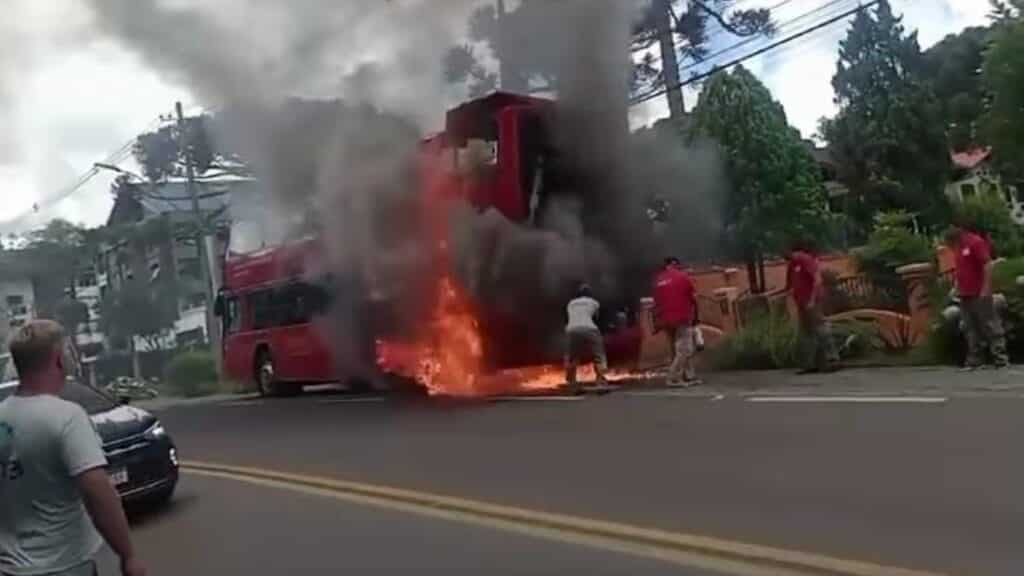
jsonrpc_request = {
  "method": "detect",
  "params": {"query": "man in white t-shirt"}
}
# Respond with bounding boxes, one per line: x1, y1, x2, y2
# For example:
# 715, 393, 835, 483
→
0, 320, 146, 576
565, 284, 609, 393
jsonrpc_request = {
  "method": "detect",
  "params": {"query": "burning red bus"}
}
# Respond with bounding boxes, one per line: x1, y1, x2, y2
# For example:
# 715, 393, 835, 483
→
217, 92, 643, 396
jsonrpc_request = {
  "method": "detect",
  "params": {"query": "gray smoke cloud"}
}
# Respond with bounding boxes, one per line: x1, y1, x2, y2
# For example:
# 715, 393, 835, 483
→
83, 0, 478, 124
445, 0, 725, 364
0, 14, 28, 164
84, 0, 726, 374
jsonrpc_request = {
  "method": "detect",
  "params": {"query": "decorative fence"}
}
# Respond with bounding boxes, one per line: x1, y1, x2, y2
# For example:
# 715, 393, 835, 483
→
821, 273, 910, 315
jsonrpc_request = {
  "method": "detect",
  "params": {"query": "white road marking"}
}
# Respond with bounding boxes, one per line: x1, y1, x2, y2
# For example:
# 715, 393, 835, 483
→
219, 400, 265, 407
316, 397, 387, 405
624, 390, 717, 399
746, 396, 948, 404
712, 394, 725, 402
490, 395, 585, 402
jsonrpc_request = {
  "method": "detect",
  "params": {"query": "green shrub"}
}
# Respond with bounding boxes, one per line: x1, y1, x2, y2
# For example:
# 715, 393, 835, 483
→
711, 310, 799, 370
953, 194, 1024, 258
712, 308, 881, 370
854, 212, 934, 293
922, 258, 1024, 365
165, 351, 218, 398
992, 256, 1024, 293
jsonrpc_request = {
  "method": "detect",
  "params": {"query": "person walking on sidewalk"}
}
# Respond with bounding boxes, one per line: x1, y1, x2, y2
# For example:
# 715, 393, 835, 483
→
564, 284, 609, 394
0, 320, 147, 576
785, 243, 839, 374
653, 257, 700, 386
946, 225, 1009, 369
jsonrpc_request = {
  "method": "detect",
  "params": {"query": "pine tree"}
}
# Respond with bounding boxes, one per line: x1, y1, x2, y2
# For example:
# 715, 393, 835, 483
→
821, 0, 950, 236
693, 66, 836, 292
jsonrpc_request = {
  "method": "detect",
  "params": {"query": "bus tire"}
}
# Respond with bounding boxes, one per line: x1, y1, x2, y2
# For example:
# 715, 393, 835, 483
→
254, 349, 277, 397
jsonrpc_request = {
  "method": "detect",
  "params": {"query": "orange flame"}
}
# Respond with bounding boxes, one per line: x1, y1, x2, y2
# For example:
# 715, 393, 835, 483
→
374, 145, 654, 397
372, 275, 474, 395
375, 274, 655, 397
376, 274, 565, 397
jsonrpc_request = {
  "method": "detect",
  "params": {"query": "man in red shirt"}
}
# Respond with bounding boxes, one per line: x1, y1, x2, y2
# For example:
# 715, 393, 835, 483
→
653, 257, 700, 386
785, 243, 838, 373
947, 225, 1008, 369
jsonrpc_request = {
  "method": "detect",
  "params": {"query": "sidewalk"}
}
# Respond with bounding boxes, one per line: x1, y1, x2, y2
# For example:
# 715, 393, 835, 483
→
666, 365, 1024, 398
135, 392, 257, 412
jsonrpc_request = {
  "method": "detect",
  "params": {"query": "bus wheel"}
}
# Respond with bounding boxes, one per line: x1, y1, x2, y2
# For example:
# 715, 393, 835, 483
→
255, 350, 277, 396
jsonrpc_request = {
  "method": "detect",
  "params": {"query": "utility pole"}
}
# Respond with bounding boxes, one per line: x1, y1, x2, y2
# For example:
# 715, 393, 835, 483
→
655, 0, 686, 119
495, 0, 513, 91
175, 102, 222, 377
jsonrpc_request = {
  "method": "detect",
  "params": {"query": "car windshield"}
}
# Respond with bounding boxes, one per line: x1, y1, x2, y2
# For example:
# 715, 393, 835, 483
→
0, 381, 116, 416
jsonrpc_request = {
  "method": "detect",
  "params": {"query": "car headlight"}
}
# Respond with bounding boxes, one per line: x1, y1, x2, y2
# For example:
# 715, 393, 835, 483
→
144, 422, 166, 440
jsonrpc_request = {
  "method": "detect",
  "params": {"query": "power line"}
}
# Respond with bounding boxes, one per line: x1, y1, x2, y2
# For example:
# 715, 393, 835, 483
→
631, 0, 881, 107
0, 117, 163, 232
635, 0, 798, 56
634, 0, 858, 102
679, 0, 857, 75
696, 0, 805, 47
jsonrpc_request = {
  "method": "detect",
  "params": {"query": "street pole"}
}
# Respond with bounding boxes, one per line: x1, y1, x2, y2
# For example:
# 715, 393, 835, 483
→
496, 0, 511, 91
655, 0, 685, 119
176, 102, 222, 377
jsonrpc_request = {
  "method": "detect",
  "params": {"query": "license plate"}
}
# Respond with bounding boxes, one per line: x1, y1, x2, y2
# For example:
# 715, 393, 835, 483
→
110, 468, 128, 486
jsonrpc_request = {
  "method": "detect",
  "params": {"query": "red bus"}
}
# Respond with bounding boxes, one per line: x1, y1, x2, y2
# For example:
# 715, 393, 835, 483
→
216, 237, 380, 395
216, 92, 642, 394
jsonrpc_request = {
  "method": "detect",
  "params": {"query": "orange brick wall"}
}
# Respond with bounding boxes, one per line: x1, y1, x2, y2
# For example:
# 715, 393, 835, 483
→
686, 254, 859, 297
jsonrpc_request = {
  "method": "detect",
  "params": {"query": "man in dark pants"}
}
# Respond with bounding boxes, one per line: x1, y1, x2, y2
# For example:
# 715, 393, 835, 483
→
947, 225, 1008, 369
785, 244, 839, 374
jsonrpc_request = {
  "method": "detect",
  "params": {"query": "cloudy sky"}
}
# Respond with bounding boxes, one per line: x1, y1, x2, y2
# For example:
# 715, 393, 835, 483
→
0, 0, 990, 233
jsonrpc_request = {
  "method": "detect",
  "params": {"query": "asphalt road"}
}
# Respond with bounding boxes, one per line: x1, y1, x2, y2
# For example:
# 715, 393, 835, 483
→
97, 474, 719, 575
145, 384, 1024, 575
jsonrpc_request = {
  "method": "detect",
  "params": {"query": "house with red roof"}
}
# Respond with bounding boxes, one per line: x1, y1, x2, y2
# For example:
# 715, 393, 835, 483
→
945, 147, 1024, 225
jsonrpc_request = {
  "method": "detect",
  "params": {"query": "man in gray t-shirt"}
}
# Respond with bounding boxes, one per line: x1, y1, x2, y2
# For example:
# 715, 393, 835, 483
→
0, 320, 146, 576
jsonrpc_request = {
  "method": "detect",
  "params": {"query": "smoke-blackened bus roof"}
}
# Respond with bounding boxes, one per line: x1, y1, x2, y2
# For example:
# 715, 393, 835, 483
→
444, 91, 552, 146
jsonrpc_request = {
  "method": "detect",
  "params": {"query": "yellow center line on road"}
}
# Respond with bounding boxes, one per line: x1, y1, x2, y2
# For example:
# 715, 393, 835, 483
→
181, 460, 948, 576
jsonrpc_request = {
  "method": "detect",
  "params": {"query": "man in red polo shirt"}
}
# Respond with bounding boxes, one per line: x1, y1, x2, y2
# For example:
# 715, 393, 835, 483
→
786, 243, 838, 374
947, 225, 1008, 369
653, 257, 700, 386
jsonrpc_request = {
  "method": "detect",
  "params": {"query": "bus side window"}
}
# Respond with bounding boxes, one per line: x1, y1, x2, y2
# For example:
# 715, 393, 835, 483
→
276, 284, 313, 327
250, 290, 275, 330
308, 282, 332, 315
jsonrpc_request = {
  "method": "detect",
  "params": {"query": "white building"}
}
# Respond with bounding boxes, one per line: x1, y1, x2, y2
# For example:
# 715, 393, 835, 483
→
0, 279, 35, 335
98, 170, 251, 352
72, 269, 104, 353
945, 148, 1024, 225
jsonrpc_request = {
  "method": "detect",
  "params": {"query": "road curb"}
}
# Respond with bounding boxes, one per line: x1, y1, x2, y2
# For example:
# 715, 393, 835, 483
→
181, 460, 947, 576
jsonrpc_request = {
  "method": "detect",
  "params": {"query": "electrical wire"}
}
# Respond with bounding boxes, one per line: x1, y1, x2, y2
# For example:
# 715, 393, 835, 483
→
631, 0, 882, 106
679, 0, 858, 75
0, 116, 164, 232
633, 0, 860, 102
639, 0, 857, 80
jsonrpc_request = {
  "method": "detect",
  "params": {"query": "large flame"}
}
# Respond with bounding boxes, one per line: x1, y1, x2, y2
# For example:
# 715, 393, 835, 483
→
373, 139, 654, 397
375, 273, 566, 396
375, 274, 655, 397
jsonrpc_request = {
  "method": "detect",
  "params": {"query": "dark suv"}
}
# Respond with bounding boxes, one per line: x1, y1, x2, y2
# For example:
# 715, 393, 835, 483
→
0, 379, 178, 505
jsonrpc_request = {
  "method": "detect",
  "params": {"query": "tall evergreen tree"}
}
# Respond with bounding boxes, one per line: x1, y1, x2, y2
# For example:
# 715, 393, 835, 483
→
693, 66, 835, 292
983, 5, 1024, 178
820, 0, 950, 235
923, 26, 992, 152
